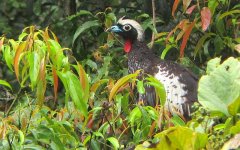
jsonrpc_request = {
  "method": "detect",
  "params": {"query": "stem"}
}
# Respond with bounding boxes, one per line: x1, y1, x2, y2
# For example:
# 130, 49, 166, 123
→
5, 88, 22, 117
150, 0, 156, 48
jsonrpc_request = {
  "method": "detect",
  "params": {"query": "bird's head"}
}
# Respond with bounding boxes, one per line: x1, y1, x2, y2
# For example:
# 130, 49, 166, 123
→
106, 16, 144, 52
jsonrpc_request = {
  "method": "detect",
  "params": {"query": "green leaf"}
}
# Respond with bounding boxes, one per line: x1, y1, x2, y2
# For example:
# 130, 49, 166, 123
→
206, 57, 221, 74
137, 80, 145, 94
170, 115, 186, 126
28, 51, 40, 88
198, 57, 240, 116
228, 96, 240, 116
136, 127, 207, 150
72, 20, 100, 45
66, 71, 88, 117
109, 71, 139, 101
107, 137, 120, 150
194, 33, 215, 58
0, 80, 12, 90
146, 75, 166, 106
218, 9, 240, 20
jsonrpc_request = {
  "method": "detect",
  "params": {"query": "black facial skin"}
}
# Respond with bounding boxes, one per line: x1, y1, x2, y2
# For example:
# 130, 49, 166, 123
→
116, 23, 138, 41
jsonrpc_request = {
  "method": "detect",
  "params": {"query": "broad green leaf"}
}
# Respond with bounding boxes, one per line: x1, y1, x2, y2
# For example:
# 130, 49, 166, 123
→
107, 137, 119, 150
72, 20, 100, 45
66, 71, 88, 117
137, 80, 145, 94
136, 127, 207, 150
18, 130, 24, 145
2, 45, 14, 71
198, 57, 240, 116
129, 107, 142, 134
28, 51, 40, 88
170, 115, 186, 126
206, 57, 221, 74
0, 80, 12, 90
109, 71, 139, 101
228, 96, 240, 116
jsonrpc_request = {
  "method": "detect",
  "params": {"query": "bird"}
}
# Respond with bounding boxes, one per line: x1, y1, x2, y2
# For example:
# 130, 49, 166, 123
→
106, 16, 198, 119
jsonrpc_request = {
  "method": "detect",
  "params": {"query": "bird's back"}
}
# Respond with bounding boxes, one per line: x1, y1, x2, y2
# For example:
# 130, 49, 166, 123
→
128, 41, 198, 118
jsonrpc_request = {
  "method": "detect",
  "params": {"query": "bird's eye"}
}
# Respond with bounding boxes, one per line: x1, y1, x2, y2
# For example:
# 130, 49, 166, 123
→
123, 24, 131, 31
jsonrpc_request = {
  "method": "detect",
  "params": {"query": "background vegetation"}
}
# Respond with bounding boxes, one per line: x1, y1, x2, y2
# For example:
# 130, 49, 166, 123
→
0, 0, 239, 149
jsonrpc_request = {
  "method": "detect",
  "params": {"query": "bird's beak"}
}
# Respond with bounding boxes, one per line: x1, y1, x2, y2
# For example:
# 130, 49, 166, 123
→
105, 25, 122, 33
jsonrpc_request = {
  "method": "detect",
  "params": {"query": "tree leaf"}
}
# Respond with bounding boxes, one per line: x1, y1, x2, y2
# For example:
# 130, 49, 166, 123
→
137, 80, 145, 94
198, 57, 240, 116
172, 0, 180, 17
109, 71, 139, 101
66, 71, 88, 117
107, 137, 119, 150
0, 80, 12, 90
180, 20, 196, 58
218, 9, 240, 20
52, 66, 58, 101
201, 7, 212, 31
194, 33, 215, 58
14, 42, 26, 81
186, 5, 197, 15
72, 20, 100, 45
183, 0, 192, 11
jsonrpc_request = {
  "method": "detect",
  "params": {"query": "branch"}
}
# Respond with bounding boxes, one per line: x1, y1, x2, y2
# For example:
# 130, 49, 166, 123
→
150, 0, 156, 48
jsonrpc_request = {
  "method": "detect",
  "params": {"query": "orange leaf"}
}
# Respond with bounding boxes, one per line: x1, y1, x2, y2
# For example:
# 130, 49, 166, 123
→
180, 20, 196, 58
172, 0, 180, 17
37, 58, 46, 106
201, 7, 211, 31
14, 42, 26, 81
52, 66, 58, 101
186, 5, 197, 14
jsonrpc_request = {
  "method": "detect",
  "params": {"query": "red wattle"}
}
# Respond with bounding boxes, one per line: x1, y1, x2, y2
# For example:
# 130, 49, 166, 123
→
124, 40, 132, 53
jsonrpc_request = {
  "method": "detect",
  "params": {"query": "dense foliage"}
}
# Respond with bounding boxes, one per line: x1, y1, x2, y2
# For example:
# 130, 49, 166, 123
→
0, 0, 239, 149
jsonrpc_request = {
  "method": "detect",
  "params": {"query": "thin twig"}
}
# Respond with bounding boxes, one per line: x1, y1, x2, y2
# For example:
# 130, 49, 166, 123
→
5, 88, 22, 117
150, 0, 156, 48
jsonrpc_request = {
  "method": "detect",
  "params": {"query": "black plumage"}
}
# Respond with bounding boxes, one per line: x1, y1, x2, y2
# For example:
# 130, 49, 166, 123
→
107, 17, 198, 119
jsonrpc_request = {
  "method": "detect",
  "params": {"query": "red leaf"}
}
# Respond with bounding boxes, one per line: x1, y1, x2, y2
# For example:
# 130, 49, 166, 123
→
172, 0, 180, 17
186, 5, 197, 14
52, 66, 58, 102
201, 7, 211, 31
180, 20, 196, 58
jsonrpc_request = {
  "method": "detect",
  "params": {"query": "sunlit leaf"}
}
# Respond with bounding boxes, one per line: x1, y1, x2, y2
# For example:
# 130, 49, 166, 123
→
109, 71, 139, 101
14, 42, 27, 81
137, 80, 145, 94
183, 0, 192, 11
28, 51, 40, 88
198, 57, 240, 116
107, 137, 119, 150
201, 7, 212, 31
37, 58, 46, 106
0, 80, 12, 90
